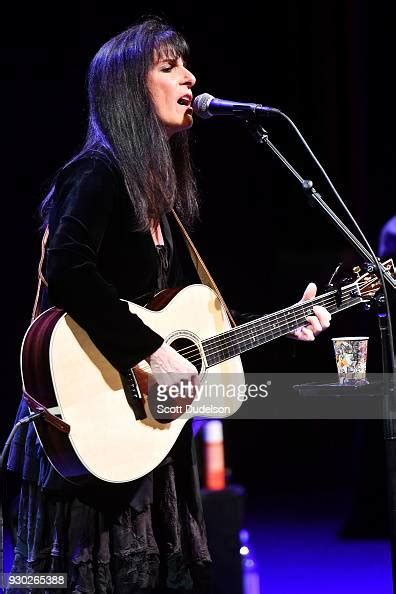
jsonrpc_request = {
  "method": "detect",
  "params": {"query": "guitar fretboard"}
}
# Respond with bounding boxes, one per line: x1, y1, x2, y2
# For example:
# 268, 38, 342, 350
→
202, 284, 361, 367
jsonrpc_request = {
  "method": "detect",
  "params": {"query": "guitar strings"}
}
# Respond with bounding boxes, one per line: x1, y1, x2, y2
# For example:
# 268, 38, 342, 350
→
169, 287, 354, 360
137, 284, 368, 371
202, 300, 349, 364
177, 277, 373, 361
136, 295, 341, 374
185, 299, 346, 367
136, 292, 340, 372
135, 284, 364, 373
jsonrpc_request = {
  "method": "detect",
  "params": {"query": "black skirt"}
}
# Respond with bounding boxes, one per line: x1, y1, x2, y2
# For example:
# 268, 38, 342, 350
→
7, 399, 211, 593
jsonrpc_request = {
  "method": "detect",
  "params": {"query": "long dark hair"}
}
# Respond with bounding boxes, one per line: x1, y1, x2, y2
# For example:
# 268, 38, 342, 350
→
40, 18, 199, 230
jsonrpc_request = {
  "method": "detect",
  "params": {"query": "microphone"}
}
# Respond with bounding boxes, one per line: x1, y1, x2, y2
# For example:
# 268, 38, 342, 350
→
192, 93, 280, 119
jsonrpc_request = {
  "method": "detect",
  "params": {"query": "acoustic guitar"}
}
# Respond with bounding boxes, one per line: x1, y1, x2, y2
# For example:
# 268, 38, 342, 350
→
21, 260, 393, 484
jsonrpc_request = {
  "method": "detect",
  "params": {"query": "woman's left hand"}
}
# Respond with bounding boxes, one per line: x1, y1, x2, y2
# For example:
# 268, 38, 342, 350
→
289, 282, 331, 341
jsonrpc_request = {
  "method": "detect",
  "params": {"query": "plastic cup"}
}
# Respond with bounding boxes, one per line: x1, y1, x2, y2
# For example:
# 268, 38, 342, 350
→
331, 337, 369, 384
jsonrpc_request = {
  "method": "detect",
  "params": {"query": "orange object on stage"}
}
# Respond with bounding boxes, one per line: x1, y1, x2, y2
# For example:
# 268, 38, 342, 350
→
203, 420, 226, 490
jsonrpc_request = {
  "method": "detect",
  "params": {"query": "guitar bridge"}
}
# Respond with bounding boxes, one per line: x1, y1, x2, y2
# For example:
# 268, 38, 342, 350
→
120, 370, 147, 420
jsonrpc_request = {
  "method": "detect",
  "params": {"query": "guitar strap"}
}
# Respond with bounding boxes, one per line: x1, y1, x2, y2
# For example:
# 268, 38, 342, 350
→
171, 210, 236, 328
31, 227, 49, 322
32, 216, 236, 328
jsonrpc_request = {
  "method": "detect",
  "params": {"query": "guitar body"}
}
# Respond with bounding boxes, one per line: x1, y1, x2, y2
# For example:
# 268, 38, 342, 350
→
21, 284, 244, 484
22, 260, 393, 485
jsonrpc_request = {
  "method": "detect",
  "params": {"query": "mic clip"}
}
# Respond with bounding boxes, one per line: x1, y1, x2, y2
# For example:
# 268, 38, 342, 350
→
242, 119, 268, 143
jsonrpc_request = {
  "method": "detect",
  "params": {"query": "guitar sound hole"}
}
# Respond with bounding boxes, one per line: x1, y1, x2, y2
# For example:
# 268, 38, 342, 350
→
170, 337, 203, 374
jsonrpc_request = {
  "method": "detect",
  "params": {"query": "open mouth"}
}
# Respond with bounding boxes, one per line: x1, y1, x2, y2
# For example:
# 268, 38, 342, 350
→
177, 95, 192, 106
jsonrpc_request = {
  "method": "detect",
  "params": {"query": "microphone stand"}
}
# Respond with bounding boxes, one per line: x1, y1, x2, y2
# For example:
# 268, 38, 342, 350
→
245, 120, 396, 591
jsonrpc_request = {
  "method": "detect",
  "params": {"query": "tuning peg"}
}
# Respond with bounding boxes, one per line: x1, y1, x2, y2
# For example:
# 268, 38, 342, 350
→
353, 266, 361, 275
362, 262, 376, 273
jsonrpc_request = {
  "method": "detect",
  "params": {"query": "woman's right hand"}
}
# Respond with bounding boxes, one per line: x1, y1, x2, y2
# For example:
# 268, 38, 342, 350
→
146, 341, 199, 389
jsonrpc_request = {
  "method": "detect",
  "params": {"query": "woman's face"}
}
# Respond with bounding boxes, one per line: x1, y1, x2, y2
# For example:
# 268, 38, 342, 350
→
147, 52, 196, 137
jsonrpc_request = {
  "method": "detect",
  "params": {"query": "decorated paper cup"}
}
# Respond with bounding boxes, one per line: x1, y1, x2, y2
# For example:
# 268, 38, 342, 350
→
332, 337, 369, 383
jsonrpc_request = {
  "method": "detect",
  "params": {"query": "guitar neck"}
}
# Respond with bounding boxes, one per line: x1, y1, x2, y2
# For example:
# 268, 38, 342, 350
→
202, 282, 362, 367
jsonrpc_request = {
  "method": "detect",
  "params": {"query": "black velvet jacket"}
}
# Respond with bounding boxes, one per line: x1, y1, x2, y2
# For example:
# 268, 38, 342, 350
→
40, 153, 211, 513
46, 153, 200, 371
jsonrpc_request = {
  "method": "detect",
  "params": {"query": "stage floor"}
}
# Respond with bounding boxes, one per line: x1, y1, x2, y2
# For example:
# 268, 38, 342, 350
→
245, 489, 392, 594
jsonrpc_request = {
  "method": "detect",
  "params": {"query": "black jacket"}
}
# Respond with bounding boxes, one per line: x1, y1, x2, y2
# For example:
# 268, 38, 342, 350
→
39, 153, 205, 513
46, 153, 200, 371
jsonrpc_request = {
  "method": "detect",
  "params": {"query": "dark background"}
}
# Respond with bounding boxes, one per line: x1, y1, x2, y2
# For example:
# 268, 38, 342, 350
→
1, 0, 392, 535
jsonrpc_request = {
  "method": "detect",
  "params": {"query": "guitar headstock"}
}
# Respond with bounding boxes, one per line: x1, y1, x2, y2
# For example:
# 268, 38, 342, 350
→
354, 258, 395, 301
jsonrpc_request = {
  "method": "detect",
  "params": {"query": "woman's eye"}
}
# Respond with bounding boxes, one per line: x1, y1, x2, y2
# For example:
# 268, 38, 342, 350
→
161, 65, 173, 72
